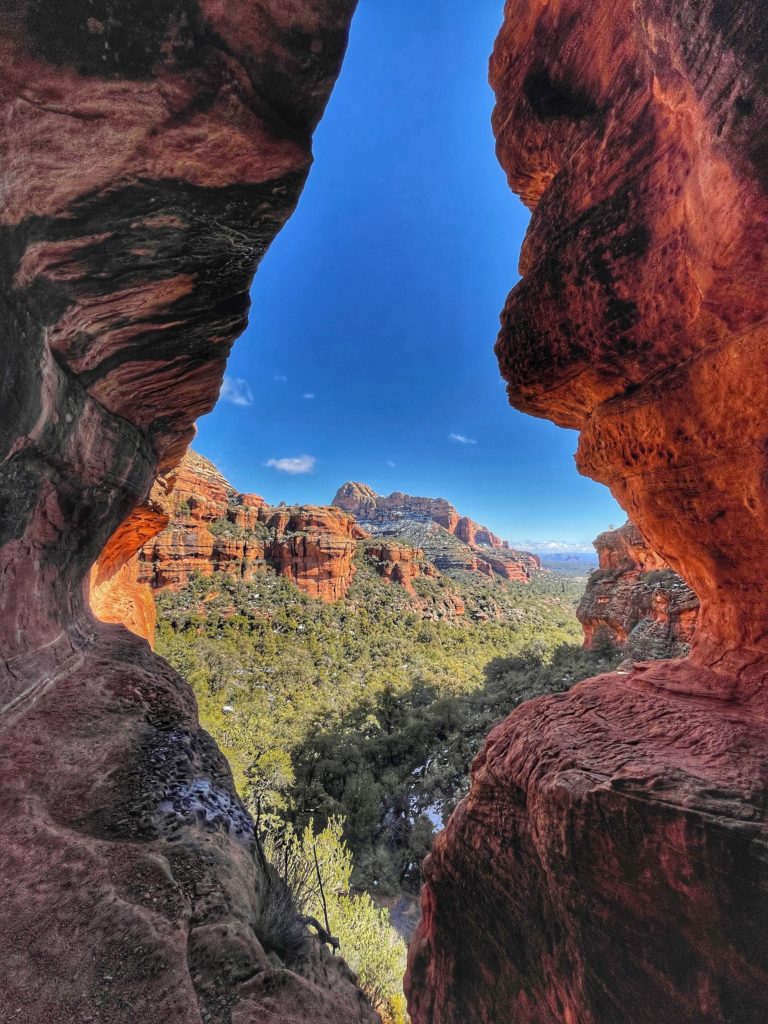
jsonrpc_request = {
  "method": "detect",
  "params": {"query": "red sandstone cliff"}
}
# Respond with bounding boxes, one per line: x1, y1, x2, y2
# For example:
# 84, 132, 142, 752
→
135, 452, 368, 603
333, 481, 541, 581
99, 452, 451, 641
141, 451, 452, 605
577, 521, 699, 660
407, 1, 768, 1022
0, 5, 376, 1023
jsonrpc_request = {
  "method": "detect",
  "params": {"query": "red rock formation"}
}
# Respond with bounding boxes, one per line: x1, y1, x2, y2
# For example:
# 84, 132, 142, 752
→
133, 452, 367, 602
363, 540, 439, 594
128, 452, 458, 608
578, 521, 699, 659
0, 4, 376, 1022
454, 516, 503, 549
407, 1, 768, 1022
333, 481, 540, 581
334, 481, 461, 534
262, 506, 367, 601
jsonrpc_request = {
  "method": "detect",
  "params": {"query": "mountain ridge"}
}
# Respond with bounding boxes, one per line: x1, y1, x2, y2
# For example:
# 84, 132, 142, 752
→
333, 480, 541, 582
94, 452, 557, 645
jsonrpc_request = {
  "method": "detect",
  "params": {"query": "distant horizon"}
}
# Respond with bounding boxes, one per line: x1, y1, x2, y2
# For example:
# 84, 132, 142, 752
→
194, 0, 625, 555
191, 447, 607, 556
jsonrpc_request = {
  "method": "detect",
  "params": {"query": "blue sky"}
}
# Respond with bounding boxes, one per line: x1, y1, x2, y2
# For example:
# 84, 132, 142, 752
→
194, 0, 624, 553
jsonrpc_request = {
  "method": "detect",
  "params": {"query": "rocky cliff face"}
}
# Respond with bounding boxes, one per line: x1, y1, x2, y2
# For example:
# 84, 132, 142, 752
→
407, 1, 768, 1022
135, 452, 368, 605
0, 4, 377, 1022
121, 450, 452, 619
361, 539, 439, 594
577, 521, 699, 660
333, 481, 541, 582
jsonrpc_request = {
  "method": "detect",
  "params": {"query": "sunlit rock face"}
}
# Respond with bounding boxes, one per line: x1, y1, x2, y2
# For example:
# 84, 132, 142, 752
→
135, 451, 368, 605
407, 1, 768, 1022
0, 3, 377, 1022
577, 521, 699, 661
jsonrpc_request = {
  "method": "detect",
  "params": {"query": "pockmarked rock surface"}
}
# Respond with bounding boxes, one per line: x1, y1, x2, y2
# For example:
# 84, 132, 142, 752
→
407, 1, 768, 1021
0, 3, 377, 1022
577, 520, 699, 660
334, 481, 541, 582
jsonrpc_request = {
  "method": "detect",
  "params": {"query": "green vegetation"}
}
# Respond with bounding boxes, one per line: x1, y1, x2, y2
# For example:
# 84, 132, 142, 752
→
156, 557, 618, 1016
262, 816, 408, 1023
207, 516, 272, 542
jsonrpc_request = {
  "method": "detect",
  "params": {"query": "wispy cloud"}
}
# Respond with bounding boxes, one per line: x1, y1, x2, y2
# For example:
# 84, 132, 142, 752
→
220, 377, 253, 407
449, 432, 477, 445
513, 538, 595, 554
273, 374, 287, 382
302, 392, 315, 400
265, 455, 317, 475
386, 460, 396, 468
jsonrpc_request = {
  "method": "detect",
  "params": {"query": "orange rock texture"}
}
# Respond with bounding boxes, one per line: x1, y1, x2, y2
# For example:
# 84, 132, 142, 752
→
577, 521, 699, 659
407, 1, 768, 1022
0, 4, 376, 1023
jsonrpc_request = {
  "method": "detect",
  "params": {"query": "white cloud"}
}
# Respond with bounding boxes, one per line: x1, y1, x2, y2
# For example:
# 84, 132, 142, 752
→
265, 455, 317, 475
220, 377, 253, 407
273, 374, 287, 382
512, 538, 596, 554
449, 432, 477, 445
302, 392, 315, 400
386, 460, 396, 468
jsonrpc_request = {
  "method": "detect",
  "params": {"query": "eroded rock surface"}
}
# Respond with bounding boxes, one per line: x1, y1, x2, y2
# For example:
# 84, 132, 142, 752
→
578, 520, 699, 660
407, 1, 768, 1021
135, 451, 367, 603
0, 3, 376, 1021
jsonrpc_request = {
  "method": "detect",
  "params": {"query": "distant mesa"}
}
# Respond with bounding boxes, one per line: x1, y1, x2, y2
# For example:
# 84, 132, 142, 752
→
333, 481, 541, 582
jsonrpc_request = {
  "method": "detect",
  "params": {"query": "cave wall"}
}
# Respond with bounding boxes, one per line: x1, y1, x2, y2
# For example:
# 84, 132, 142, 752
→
406, 1, 768, 1021
0, 3, 378, 1021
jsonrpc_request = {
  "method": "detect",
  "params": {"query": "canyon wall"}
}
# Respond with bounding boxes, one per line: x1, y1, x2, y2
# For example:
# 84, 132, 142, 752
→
96, 450, 448, 643
0, 4, 378, 1022
407, 1, 768, 1022
577, 520, 699, 660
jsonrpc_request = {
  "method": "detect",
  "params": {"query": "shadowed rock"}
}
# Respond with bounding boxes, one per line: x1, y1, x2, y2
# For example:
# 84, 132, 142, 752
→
0, 3, 377, 1021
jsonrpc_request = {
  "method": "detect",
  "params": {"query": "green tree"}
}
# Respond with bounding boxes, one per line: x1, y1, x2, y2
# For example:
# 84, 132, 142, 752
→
264, 817, 408, 1022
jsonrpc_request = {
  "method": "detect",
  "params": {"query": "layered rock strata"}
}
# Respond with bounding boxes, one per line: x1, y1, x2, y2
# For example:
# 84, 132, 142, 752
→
361, 539, 439, 594
334, 481, 541, 581
135, 452, 368, 603
0, 4, 375, 1022
578, 521, 699, 660
407, 1, 768, 1021
126, 451, 447, 621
